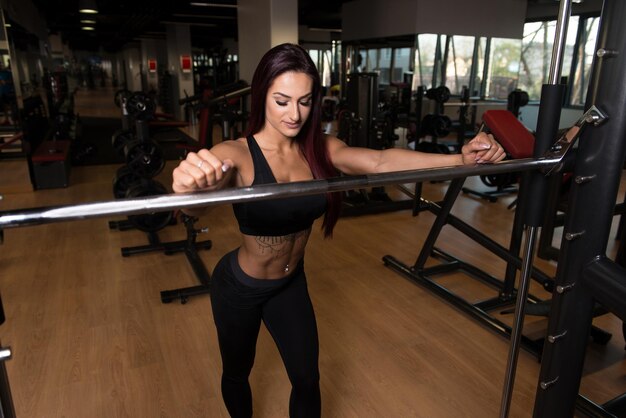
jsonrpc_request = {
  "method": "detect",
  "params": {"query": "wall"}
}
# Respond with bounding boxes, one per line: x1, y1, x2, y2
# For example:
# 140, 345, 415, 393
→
269, 0, 298, 46
0, 0, 47, 39
299, 26, 332, 44
122, 46, 142, 93
342, 0, 527, 41
237, 0, 297, 83
165, 24, 194, 120
222, 38, 239, 57
237, 0, 271, 84
140, 39, 162, 93
525, 0, 603, 21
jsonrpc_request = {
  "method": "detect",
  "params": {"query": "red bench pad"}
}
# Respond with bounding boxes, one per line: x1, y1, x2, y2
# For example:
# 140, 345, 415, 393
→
482, 110, 534, 159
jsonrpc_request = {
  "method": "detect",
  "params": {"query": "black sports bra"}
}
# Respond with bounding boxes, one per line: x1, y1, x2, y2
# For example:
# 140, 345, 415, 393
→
232, 136, 327, 236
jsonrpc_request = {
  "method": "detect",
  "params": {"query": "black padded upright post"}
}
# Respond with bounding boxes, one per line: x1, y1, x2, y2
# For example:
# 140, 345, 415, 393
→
522, 84, 565, 227
533, 0, 626, 416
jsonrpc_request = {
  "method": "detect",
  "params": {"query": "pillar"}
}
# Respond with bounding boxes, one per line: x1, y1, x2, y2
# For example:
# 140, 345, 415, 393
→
237, 0, 298, 83
166, 24, 194, 120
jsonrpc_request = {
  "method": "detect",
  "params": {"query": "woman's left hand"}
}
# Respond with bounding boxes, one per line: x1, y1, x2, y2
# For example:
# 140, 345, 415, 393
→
460, 132, 506, 165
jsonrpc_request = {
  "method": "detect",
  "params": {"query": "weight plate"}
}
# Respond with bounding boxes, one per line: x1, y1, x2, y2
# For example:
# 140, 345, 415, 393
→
126, 92, 157, 120
124, 140, 165, 178
114, 89, 131, 108
111, 129, 135, 156
125, 180, 174, 233
112, 165, 142, 199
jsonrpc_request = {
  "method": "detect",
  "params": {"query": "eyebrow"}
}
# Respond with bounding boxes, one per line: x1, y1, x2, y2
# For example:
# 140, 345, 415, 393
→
272, 92, 313, 100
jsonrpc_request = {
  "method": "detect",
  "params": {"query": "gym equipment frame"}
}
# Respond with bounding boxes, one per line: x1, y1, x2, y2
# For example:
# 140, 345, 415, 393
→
532, 0, 626, 416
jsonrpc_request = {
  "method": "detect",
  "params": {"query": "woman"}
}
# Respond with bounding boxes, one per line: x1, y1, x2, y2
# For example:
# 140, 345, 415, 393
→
172, 43, 505, 418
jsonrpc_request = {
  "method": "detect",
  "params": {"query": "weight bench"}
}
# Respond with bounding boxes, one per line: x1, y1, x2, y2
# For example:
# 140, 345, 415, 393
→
462, 110, 535, 202
30, 140, 71, 189
0, 132, 24, 154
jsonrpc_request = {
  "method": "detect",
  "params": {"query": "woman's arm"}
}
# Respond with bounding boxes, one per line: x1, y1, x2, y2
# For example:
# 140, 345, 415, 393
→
171, 141, 241, 216
172, 142, 242, 193
326, 132, 505, 175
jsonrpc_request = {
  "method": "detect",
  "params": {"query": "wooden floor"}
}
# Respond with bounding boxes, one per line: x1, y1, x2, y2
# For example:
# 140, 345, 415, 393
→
0, 86, 624, 417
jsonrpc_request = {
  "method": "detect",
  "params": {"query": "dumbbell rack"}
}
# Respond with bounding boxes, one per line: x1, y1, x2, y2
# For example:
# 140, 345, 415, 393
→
110, 91, 213, 304
118, 214, 213, 304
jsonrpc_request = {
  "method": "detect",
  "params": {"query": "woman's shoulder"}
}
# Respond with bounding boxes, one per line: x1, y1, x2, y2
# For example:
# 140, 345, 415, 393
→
324, 134, 348, 151
209, 137, 252, 170
212, 137, 249, 154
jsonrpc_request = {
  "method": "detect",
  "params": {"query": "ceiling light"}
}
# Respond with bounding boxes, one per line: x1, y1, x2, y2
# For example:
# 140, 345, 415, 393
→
308, 27, 342, 32
173, 14, 236, 19
161, 21, 218, 27
190, 2, 237, 8
81, 19, 97, 24
79, 0, 99, 14
82, 26, 96, 31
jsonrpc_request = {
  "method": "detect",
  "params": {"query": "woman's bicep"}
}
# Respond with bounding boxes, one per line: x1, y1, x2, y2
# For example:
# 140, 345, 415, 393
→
326, 136, 380, 175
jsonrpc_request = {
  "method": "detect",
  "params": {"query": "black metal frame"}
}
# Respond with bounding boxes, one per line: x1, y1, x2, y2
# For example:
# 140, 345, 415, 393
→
0, 296, 16, 418
383, 175, 611, 359
537, 173, 626, 262
112, 215, 212, 304
533, 1, 626, 416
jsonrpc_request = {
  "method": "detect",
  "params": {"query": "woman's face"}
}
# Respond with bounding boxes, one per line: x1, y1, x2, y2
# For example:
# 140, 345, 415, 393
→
264, 71, 313, 139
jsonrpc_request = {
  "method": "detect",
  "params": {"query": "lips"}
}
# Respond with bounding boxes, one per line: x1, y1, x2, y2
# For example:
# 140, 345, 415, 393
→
283, 122, 301, 129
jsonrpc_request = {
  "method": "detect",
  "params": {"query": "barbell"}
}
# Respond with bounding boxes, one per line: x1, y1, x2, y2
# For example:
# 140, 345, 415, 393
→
0, 154, 565, 232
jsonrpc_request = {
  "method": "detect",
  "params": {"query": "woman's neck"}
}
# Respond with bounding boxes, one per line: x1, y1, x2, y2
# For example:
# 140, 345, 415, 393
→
254, 128, 297, 153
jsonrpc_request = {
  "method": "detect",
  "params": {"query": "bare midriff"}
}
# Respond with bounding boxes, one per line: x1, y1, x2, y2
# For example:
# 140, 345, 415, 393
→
237, 228, 312, 279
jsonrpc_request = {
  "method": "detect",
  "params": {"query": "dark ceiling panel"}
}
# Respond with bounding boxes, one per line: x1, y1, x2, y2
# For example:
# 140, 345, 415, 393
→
23, 0, 344, 52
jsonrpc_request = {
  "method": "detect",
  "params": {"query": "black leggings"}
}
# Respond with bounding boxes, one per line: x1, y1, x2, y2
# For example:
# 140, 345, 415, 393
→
210, 249, 321, 418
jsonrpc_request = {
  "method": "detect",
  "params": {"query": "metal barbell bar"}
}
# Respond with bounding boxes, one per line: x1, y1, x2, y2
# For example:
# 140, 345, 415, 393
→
442, 101, 508, 107
0, 156, 560, 231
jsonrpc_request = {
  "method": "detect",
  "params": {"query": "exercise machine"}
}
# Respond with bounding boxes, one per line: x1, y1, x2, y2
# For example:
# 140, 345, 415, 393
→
339, 72, 415, 216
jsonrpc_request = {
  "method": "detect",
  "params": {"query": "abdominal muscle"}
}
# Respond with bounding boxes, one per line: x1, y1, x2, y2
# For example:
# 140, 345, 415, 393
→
237, 228, 312, 279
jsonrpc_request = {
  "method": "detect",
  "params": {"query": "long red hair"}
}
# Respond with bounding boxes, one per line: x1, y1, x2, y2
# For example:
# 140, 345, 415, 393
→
244, 43, 341, 237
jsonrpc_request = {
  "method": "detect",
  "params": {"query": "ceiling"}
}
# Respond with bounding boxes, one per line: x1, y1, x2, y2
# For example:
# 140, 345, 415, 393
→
11, 0, 595, 54
18, 0, 344, 53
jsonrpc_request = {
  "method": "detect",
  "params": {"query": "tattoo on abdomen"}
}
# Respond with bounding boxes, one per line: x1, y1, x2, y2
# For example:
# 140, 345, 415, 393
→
255, 230, 308, 256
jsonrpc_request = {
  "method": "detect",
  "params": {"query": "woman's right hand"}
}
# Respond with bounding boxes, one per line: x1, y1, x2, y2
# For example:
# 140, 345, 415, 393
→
172, 149, 234, 193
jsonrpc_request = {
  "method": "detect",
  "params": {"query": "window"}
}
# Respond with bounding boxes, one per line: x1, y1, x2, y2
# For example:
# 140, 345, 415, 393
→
570, 17, 599, 105
414, 34, 438, 89
444, 36, 476, 94
485, 38, 522, 99
368, 48, 391, 85
474, 37, 488, 97
518, 18, 579, 100
308, 49, 320, 71
322, 50, 332, 87
308, 48, 335, 87
365, 48, 378, 73
392, 47, 411, 84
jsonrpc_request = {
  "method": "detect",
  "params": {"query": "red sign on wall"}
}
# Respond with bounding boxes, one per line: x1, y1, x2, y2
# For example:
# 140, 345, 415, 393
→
180, 55, 192, 73
148, 59, 157, 73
